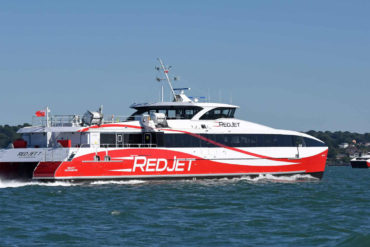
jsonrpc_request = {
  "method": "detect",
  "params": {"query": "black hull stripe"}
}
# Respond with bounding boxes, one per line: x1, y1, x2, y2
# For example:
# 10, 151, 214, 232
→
351, 161, 369, 168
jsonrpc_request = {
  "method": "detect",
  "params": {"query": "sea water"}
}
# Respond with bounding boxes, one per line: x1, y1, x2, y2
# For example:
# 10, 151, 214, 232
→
0, 166, 369, 247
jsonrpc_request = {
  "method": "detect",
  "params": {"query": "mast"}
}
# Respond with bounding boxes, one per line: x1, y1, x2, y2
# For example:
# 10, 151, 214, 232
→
157, 58, 176, 101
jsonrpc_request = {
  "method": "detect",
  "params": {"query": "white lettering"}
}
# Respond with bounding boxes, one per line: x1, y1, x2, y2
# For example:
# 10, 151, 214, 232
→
175, 159, 185, 172
130, 156, 195, 173
156, 159, 167, 172
167, 156, 176, 171
133, 157, 146, 172
188, 159, 195, 171
146, 158, 156, 172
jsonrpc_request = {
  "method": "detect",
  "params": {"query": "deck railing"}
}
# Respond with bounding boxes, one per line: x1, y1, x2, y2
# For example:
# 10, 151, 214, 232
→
32, 115, 82, 127
100, 143, 157, 148
31, 115, 131, 127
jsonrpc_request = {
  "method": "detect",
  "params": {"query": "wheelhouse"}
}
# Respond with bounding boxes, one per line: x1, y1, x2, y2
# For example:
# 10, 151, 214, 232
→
128, 106, 202, 120
127, 102, 238, 121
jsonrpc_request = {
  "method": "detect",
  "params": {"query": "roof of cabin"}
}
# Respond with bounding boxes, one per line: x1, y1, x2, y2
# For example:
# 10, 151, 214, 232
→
130, 101, 239, 109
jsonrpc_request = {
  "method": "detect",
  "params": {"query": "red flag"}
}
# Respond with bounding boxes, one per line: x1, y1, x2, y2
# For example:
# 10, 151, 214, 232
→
35, 110, 46, 117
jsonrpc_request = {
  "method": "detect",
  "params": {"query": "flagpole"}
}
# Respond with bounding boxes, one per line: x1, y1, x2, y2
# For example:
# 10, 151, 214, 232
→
46, 106, 49, 127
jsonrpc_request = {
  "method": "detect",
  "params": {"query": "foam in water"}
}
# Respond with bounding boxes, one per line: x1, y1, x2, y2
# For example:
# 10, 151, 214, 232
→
0, 179, 76, 189
239, 173, 318, 183
0, 174, 315, 188
90, 180, 146, 185
110, 210, 121, 216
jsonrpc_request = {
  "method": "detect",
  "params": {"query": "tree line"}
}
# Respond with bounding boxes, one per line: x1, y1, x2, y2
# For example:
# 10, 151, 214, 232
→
306, 130, 370, 163
0, 124, 30, 148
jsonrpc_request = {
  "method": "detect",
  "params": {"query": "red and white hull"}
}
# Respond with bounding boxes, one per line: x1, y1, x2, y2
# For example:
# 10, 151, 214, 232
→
30, 147, 327, 180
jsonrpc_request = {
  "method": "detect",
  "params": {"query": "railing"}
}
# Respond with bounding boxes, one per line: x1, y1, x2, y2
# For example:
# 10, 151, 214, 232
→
32, 115, 82, 127
102, 115, 130, 124
31, 115, 132, 127
100, 143, 157, 148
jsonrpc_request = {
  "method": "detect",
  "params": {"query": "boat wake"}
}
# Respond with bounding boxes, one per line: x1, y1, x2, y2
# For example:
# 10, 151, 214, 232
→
0, 174, 316, 189
90, 180, 146, 185
0, 179, 147, 189
239, 173, 319, 183
0, 179, 77, 189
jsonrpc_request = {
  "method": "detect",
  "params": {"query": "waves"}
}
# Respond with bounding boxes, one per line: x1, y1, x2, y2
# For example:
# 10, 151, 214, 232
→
337, 233, 370, 247
0, 179, 77, 189
0, 179, 148, 188
90, 180, 146, 185
1, 167, 368, 247
239, 173, 319, 182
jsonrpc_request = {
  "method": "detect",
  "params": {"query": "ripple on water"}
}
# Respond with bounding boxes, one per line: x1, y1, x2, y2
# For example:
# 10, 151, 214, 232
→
0, 167, 369, 247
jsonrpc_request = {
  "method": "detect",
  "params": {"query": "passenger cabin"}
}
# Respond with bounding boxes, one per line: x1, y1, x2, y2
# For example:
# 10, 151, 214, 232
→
128, 102, 239, 121
13, 99, 325, 151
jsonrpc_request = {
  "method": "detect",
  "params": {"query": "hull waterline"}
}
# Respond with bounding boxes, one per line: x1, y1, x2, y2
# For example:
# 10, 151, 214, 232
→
351, 161, 370, 168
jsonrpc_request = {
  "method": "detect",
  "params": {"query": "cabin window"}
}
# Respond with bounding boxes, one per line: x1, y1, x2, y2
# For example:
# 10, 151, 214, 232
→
162, 134, 325, 148
303, 137, 326, 147
199, 107, 236, 120
100, 134, 116, 147
127, 106, 202, 120
167, 110, 176, 119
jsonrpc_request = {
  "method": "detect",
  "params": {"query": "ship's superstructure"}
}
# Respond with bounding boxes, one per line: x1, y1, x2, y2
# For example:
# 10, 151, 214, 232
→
0, 59, 328, 180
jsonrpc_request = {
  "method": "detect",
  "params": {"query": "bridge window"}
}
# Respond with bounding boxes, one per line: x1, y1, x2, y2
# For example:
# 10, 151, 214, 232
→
303, 137, 326, 147
199, 107, 236, 120
127, 106, 202, 120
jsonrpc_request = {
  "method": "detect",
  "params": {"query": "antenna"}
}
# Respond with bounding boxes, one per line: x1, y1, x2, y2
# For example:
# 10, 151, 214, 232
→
155, 58, 178, 101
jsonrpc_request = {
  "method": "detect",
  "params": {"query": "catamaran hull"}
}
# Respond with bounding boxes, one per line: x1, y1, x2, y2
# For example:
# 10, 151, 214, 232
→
0, 147, 328, 181
0, 162, 39, 180
28, 148, 327, 181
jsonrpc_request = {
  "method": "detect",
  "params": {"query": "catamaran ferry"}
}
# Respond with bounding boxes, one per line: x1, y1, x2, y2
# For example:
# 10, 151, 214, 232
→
0, 59, 328, 181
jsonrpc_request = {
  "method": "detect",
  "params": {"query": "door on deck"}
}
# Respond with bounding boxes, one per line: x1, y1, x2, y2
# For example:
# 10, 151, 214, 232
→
293, 136, 306, 159
143, 133, 152, 147
116, 133, 123, 147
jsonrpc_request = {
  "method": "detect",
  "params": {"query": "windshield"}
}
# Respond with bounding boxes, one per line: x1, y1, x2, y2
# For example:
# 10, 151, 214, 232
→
127, 106, 202, 120
199, 107, 236, 120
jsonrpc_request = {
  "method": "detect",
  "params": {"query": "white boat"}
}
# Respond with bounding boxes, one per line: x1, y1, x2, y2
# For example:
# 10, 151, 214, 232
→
351, 153, 370, 168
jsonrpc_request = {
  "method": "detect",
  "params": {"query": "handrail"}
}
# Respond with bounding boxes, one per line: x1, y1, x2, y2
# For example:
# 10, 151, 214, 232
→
31, 115, 132, 127
100, 143, 157, 148
32, 115, 81, 127
102, 115, 131, 124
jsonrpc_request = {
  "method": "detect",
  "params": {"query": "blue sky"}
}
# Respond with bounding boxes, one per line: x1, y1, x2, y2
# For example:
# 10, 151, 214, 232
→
0, 1, 369, 132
